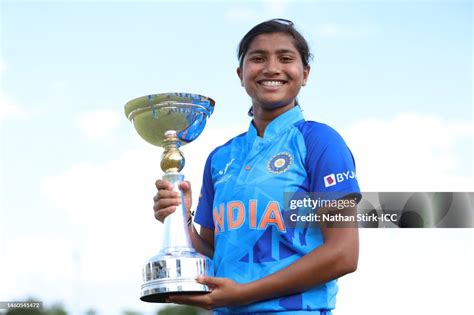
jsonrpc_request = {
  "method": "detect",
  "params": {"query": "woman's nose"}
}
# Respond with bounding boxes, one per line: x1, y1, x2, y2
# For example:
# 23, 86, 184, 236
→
263, 57, 281, 75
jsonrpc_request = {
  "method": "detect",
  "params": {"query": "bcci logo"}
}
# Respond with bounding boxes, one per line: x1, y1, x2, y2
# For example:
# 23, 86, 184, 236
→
268, 152, 292, 174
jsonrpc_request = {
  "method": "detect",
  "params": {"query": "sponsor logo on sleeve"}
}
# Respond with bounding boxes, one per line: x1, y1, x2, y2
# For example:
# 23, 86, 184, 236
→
324, 174, 336, 187
324, 171, 357, 187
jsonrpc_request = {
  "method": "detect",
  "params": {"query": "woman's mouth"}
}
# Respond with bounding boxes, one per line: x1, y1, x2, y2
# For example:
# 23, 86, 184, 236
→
257, 80, 287, 88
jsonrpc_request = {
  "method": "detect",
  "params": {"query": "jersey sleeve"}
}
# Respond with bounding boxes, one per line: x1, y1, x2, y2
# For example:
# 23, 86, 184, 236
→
301, 122, 361, 199
194, 151, 215, 230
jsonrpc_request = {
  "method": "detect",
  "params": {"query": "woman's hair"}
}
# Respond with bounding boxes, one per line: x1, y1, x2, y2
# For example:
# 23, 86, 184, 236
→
237, 19, 312, 116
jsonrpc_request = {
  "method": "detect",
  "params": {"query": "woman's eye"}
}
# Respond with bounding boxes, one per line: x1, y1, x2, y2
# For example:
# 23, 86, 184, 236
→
280, 56, 294, 63
250, 56, 265, 62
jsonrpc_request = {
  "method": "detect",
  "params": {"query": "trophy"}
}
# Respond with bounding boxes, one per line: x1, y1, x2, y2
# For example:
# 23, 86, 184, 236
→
124, 92, 215, 302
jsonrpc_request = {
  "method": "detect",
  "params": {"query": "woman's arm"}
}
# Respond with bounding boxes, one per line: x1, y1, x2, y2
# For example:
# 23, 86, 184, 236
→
189, 224, 214, 258
168, 200, 359, 309
241, 204, 358, 304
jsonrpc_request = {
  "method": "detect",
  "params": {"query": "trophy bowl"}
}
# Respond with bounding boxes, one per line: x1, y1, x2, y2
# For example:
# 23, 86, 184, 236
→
125, 92, 215, 303
125, 92, 215, 147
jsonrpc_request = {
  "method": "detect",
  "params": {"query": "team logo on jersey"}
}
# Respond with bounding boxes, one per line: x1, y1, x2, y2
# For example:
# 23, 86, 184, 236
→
267, 152, 292, 174
215, 158, 235, 185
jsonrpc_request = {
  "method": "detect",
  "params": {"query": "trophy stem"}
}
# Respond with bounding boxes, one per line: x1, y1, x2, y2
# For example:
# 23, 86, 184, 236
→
161, 173, 194, 253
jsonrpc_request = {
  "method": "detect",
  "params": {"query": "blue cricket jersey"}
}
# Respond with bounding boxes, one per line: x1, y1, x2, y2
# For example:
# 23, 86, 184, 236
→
194, 106, 360, 314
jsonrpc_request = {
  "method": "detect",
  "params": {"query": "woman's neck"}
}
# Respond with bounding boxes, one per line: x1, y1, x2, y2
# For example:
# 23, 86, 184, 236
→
252, 103, 294, 137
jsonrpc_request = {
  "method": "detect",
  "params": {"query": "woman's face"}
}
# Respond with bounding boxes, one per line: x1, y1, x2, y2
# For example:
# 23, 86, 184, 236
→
237, 32, 310, 112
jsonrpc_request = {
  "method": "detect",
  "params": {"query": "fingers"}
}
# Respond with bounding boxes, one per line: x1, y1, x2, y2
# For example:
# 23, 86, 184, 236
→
178, 180, 192, 192
154, 206, 176, 223
196, 276, 223, 287
153, 195, 180, 210
179, 181, 192, 212
155, 179, 173, 190
154, 179, 195, 223
153, 188, 179, 202
153, 195, 180, 223
153, 179, 181, 223
156, 179, 190, 195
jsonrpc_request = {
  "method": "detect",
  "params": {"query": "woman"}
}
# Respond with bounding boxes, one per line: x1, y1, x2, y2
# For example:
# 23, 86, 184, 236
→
153, 19, 360, 314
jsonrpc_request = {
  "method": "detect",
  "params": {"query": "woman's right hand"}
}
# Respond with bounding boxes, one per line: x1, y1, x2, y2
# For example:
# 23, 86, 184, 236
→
153, 179, 193, 223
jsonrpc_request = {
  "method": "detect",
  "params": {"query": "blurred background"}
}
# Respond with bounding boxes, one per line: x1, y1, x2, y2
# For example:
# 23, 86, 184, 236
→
0, 0, 472, 314
2, 304, 209, 315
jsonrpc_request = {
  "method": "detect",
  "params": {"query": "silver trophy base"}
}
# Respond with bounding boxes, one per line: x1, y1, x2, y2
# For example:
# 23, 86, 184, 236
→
141, 249, 214, 303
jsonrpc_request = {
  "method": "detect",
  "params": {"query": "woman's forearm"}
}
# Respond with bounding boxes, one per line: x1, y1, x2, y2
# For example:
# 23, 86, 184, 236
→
240, 226, 358, 304
188, 224, 214, 258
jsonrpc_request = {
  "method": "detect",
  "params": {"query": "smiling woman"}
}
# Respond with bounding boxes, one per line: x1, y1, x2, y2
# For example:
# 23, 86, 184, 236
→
153, 19, 361, 314
237, 32, 310, 120
237, 19, 311, 119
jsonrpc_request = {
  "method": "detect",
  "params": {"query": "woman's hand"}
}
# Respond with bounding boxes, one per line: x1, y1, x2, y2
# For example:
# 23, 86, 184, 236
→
167, 276, 248, 310
153, 179, 192, 223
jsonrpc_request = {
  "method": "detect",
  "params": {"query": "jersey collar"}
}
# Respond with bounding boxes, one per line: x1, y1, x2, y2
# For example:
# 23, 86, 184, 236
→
246, 106, 305, 143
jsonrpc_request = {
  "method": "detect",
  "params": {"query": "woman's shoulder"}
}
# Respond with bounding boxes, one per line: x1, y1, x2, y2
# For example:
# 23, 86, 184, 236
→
294, 120, 347, 146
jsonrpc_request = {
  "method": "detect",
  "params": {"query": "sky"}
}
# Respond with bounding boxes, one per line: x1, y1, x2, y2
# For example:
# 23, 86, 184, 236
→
0, 0, 473, 314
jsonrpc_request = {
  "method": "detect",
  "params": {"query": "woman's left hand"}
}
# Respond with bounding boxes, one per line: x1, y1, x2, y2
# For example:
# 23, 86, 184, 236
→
167, 276, 247, 310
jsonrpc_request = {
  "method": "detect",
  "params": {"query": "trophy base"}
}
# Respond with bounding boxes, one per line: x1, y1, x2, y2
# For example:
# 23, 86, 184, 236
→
141, 249, 213, 303
141, 290, 210, 303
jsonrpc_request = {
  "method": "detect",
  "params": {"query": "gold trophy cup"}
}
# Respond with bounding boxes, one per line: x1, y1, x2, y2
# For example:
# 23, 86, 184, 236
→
125, 92, 215, 302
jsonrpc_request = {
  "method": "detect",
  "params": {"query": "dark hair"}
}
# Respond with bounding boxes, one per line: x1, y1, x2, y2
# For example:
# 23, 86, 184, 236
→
237, 19, 312, 116
237, 18, 312, 69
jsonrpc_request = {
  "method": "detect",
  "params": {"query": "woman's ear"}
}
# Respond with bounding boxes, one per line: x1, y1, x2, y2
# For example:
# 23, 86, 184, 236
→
303, 65, 311, 81
303, 65, 311, 85
236, 67, 244, 87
